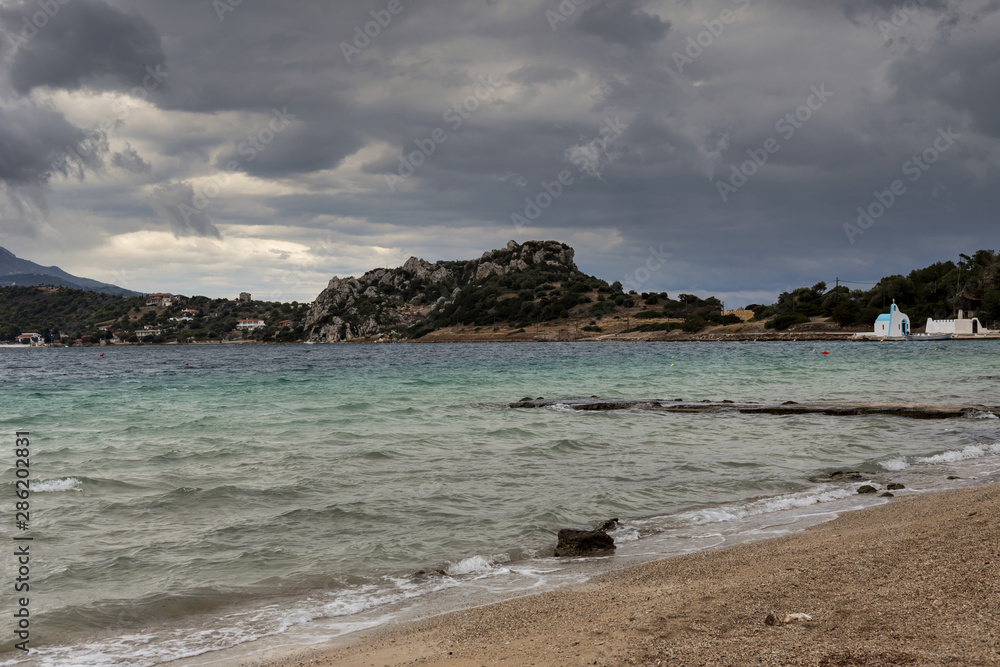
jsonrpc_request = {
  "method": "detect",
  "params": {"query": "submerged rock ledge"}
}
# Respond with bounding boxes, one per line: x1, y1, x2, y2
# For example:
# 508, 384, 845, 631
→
509, 397, 1000, 419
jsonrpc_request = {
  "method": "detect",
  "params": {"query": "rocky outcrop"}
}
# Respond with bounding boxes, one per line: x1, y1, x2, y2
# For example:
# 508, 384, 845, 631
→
303, 240, 579, 342
508, 398, 1000, 420
554, 528, 616, 557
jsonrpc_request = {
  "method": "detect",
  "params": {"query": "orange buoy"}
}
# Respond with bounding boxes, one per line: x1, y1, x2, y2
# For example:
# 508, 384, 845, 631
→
821, 350, 829, 354
100, 353, 104, 357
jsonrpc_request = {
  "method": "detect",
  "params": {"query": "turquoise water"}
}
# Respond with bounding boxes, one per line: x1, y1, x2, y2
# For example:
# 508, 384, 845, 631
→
2, 341, 1000, 665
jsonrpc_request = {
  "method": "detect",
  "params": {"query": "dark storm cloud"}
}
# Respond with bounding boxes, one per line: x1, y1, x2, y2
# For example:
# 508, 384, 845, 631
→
3, 0, 999, 302
214, 114, 365, 178
575, 0, 670, 46
147, 182, 221, 239
0, 103, 99, 185
888, 35, 1000, 137
0, 0, 166, 94
0, 0, 163, 230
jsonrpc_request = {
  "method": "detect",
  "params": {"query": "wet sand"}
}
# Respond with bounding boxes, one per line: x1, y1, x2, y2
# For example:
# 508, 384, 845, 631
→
248, 483, 1000, 667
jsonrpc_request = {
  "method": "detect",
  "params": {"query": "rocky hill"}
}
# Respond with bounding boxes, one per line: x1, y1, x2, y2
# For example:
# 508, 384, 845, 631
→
303, 240, 608, 342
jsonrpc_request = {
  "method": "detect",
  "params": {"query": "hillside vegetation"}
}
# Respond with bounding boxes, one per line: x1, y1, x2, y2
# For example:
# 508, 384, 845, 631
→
0, 287, 307, 344
749, 250, 1000, 330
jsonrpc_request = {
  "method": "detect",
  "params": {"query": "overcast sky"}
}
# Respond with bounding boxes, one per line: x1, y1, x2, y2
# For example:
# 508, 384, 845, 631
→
0, 0, 997, 304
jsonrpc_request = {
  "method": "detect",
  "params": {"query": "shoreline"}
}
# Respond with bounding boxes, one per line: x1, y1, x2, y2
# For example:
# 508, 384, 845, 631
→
240, 482, 1000, 667
5, 333, 1000, 349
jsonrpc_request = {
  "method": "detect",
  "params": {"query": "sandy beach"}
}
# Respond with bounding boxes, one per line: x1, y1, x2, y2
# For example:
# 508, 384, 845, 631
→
251, 483, 1000, 667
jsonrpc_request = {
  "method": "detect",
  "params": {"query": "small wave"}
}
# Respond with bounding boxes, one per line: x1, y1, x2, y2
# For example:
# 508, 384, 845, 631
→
34, 478, 82, 493
966, 410, 998, 420
917, 442, 1000, 464
879, 457, 910, 471
677, 487, 855, 525
607, 523, 640, 542
444, 553, 511, 576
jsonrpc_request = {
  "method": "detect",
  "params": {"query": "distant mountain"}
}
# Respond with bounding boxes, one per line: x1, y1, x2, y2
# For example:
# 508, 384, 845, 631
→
0, 247, 143, 297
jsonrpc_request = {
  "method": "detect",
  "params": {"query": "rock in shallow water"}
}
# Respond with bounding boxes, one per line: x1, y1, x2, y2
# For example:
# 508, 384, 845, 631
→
857, 485, 878, 494
554, 529, 615, 557
595, 518, 619, 532
809, 470, 864, 483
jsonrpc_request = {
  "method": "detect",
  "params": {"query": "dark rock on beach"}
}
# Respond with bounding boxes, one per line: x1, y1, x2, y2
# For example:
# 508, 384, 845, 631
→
887, 483, 905, 490
880, 492, 894, 498
554, 528, 616, 557
857, 485, 878, 494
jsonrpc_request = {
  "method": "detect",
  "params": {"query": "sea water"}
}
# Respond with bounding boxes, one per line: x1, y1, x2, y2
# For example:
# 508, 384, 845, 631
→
1, 341, 999, 665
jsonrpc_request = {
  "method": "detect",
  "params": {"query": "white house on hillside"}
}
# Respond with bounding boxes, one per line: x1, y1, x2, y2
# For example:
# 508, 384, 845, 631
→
237, 319, 266, 330
874, 301, 910, 338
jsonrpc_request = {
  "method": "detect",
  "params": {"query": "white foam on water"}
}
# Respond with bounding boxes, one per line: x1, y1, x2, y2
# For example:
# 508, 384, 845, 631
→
916, 442, 1000, 464
965, 410, 998, 419
879, 457, 910, 471
444, 553, 511, 576
675, 486, 855, 526
607, 523, 640, 542
548, 403, 578, 413
0, 577, 460, 667
33, 478, 82, 492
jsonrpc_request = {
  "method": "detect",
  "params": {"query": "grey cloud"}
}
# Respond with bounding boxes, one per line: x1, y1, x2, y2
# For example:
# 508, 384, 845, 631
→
0, 103, 104, 186
0, 0, 165, 94
2, 0, 998, 304
111, 145, 152, 175
509, 65, 577, 86
576, 0, 670, 47
148, 182, 221, 239
888, 34, 1000, 137
215, 122, 364, 178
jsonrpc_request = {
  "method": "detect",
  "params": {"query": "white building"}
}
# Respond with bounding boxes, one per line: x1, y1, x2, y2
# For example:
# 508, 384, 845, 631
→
926, 310, 988, 335
874, 301, 910, 338
236, 319, 266, 330
16, 333, 42, 345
